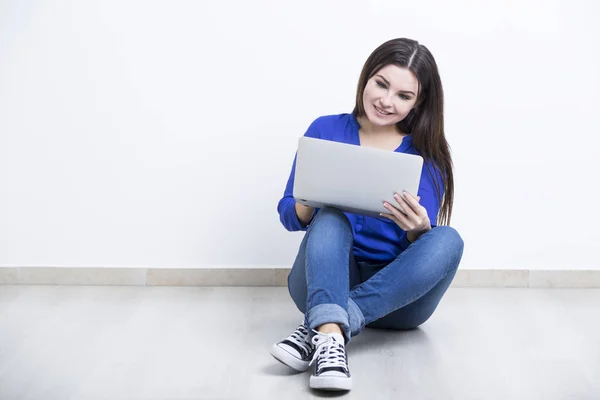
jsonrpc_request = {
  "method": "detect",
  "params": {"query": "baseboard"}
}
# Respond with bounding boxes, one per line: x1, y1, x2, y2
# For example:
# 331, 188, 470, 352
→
1, 266, 599, 288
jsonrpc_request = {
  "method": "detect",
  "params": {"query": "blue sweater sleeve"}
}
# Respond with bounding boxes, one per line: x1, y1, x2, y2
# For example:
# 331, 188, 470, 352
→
277, 119, 322, 231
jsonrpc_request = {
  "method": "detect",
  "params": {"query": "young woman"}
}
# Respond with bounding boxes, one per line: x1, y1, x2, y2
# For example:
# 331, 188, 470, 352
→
270, 38, 464, 392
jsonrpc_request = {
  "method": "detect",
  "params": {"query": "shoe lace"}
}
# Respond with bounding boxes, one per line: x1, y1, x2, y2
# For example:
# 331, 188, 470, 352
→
309, 334, 348, 374
287, 324, 313, 356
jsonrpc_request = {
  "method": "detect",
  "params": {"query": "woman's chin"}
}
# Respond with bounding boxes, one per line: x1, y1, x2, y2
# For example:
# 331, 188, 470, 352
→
366, 112, 400, 127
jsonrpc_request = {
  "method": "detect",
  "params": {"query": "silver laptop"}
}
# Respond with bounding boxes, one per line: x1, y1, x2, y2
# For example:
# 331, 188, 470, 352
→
293, 137, 423, 218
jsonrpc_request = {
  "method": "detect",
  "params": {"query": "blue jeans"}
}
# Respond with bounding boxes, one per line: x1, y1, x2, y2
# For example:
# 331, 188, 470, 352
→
287, 207, 464, 342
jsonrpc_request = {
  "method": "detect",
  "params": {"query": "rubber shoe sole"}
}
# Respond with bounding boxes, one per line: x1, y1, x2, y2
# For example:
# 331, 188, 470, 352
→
310, 374, 352, 391
269, 343, 310, 372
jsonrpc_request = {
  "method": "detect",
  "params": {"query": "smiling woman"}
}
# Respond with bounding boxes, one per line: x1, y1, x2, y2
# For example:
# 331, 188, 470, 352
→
356, 65, 420, 152
363, 66, 419, 124
270, 38, 464, 392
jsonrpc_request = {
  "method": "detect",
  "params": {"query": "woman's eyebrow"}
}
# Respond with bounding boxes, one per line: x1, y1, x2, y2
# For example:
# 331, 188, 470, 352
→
376, 75, 391, 86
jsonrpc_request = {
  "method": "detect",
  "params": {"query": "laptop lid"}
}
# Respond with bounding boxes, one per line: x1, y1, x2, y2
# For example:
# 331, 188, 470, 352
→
293, 137, 423, 218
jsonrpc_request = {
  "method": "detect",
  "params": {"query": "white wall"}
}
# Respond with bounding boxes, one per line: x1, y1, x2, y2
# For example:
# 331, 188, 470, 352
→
1, 0, 599, 270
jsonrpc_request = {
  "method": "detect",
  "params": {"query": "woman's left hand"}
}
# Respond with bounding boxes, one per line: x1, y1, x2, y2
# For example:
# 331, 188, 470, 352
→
380, 191, 431, 234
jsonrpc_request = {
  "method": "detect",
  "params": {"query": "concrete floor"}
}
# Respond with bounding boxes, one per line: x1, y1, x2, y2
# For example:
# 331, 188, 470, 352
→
0, 286, 599, 400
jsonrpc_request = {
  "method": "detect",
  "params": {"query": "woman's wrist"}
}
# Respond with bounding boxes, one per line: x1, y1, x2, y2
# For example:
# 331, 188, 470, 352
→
406, 226, 432, 243
295, 202, 315, 227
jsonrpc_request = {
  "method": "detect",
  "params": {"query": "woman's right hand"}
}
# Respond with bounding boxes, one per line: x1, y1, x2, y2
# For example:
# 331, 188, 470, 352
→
295, 202, 315, 227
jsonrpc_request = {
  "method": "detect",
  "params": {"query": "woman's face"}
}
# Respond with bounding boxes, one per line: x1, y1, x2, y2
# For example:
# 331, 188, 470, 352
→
362, 64, 420, 128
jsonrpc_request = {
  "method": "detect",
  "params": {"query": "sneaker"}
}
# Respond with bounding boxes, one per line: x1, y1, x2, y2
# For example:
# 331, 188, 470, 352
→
309, 331, 352, 391
270, 324, 315, 372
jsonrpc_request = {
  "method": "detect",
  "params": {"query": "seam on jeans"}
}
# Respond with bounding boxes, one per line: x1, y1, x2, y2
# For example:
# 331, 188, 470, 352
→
348, 298, 365, 326
348, 298, 366, 336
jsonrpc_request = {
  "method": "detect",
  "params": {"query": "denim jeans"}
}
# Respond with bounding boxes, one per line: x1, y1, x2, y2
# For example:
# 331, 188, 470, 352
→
287, 207, 464, 342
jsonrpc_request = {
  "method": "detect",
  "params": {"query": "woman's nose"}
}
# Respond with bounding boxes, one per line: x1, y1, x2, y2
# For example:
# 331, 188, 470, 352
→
380, 96, 393, 108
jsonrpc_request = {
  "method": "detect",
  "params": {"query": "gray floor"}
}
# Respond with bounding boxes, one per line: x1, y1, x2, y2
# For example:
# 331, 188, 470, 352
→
0, 286, 599, 400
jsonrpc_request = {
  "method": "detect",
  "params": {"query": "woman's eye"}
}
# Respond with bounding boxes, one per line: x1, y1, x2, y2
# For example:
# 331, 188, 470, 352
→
376, 81, 386, 88
399, 94, 409, 100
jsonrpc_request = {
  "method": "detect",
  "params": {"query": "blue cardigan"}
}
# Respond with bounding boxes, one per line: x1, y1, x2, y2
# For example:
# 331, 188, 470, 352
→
277, 113, 443, 262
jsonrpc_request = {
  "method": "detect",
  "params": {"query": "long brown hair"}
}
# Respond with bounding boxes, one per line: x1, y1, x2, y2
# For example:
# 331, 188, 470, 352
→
353, 38, 454, 226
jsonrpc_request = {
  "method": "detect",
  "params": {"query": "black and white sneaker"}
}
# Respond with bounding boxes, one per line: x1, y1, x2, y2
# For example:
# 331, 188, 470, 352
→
270, 324, 315, 372
309, 331, 352, 391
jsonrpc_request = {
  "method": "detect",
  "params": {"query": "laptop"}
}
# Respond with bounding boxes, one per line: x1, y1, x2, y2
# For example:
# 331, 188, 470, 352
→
293, 137, 423, 218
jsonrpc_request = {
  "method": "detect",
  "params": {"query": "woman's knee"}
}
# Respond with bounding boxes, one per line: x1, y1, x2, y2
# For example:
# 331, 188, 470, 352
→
429, 226, 464, 265
432, 226, 464, 250
309, 207, 351, 232
305, 207, 353, 250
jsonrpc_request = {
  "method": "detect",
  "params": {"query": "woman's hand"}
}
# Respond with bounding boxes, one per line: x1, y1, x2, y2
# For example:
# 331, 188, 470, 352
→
380, 191, 431, 240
